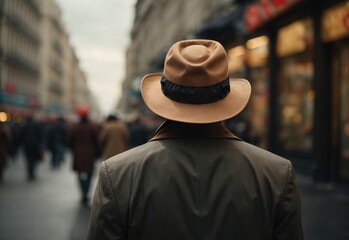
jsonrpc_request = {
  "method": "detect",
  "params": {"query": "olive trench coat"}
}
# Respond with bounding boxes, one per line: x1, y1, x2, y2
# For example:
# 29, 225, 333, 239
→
88, 121, 303, 240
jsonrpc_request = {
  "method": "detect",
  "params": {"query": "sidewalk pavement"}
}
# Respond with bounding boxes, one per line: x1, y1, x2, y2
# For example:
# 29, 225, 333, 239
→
0, 152, 349, 240
0, 152, 99, 240
298, 174, 349, 240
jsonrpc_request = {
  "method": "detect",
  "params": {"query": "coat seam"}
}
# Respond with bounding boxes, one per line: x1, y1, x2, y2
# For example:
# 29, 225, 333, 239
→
127, 146, 147, 229
103, 161, 127, 233
279, 161, 292, 209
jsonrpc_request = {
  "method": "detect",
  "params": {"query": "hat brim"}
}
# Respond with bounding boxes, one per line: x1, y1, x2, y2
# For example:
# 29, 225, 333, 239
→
141, 73, 251, 123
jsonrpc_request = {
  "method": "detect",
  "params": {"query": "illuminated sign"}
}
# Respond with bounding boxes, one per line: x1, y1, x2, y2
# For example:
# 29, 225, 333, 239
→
244, 0, 302, 32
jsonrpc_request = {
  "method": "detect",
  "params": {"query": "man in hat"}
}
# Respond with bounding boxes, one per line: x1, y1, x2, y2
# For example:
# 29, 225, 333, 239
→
88, 40, 303, 239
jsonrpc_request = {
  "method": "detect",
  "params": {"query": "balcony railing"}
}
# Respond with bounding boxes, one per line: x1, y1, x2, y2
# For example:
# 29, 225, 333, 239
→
49, 80, 64, 95
5, 13, 41, 45
6, 51, 39, 76
27, 0, 41, 17
52, 39, 63, 56
50, 60, 63, 76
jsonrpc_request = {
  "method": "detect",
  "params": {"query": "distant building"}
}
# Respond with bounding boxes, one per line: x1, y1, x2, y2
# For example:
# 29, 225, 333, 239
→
0, 0, 42, 117
0, 0, 100, 121
39, 0, 66, 115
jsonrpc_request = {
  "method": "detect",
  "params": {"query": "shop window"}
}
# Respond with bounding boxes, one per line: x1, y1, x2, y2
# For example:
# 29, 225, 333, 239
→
226, 45, 249, 139
246, 36, 269, 67
338, 43, 349, 180
227, 37, 270, 148
277, 18, 313, 57
228, 45, 246, 78
322, 0, 349, 43
247, 35, 269, 148
276, 18, 314, 153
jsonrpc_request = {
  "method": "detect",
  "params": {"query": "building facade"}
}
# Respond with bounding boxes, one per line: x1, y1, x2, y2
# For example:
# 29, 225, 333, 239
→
0, 0, 42, 117
0, 0, 100, 121
228, 0, 349, 184
121, 0, 349, 184
39, 0, 66, 115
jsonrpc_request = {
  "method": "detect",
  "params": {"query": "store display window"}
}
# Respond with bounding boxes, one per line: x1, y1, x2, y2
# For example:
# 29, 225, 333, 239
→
226, 45, 250, 140
246, 35, 269, 148
322, 0, 349, 43
276, 18, 314, 152
337, 43, 349, 180
228, 45, 246, 78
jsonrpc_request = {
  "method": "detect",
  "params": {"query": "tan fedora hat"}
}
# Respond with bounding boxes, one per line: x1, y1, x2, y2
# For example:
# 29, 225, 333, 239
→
141, 39, 251, 124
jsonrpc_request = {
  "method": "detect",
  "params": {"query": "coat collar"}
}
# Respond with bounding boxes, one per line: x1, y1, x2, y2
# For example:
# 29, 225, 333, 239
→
149, 120, 241, 141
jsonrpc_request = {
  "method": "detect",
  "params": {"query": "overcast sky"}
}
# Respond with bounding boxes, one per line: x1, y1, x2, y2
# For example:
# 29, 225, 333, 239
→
55, 0, 136, 115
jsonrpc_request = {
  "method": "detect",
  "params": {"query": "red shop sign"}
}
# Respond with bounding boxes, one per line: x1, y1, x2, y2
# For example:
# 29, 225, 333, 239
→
245, 4, 264, 32
245, 0, 302, 32
344, 11, 349, 33
260, 0, 274, 19
272, 0, 287, 8
4, 82, 15, 94
259, 0, 298, 19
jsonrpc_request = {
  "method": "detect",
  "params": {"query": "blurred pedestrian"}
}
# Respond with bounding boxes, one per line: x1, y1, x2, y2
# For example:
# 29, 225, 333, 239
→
127, 112, 149, 149
99, 113, 128, 160
7, 120, 20, 161
0, 122, 11, 182
68, 107, 99, 206
47, 116, 68, 169
41, 115, 54, 158
88, 40, 303, 240
19, 115, 43, 181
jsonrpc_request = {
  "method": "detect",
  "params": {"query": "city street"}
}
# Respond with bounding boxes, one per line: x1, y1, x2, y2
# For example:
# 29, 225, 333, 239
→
1, 152, 349, 240
0, 152, 99, 240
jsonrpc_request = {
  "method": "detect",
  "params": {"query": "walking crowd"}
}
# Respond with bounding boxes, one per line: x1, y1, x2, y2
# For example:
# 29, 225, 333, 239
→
0, 108, 153, 206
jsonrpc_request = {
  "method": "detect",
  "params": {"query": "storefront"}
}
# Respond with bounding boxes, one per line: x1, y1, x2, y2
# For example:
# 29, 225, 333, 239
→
0, 91, 39, 122
321, 0, 349, 181
225, 0, 349, 182
227, 35, 270, 148
275, 17, 314, 157
246, 36, 270, 149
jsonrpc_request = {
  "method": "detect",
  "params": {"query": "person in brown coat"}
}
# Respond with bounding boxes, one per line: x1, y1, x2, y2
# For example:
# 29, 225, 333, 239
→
0, 122, 11, 182
88, 40, 303, 240
99, 114, 128, 160
69, 107, 99, 205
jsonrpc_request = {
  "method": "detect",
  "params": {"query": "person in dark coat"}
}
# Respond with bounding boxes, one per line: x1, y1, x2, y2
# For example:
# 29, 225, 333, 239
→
19, 115, 43, 181
47, 116, 68, 169
69, 108, 99, 205
88, 40, 303, 240
126, 113, 149, 149
0, 122, 11, 182
7, 120, 20, 161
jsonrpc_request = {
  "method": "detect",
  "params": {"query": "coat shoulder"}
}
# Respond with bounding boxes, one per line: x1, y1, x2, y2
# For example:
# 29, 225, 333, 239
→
236, 140, 289, 164
103, 141, 160, 173
231, 140, 293, 185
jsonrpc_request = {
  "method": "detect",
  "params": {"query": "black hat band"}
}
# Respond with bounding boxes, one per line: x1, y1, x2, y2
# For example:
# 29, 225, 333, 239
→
160, 75, 230, 104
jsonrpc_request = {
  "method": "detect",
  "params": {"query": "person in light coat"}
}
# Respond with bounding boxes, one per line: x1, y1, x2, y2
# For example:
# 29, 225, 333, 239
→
99, 114, 128, 160
88, 39, 303, 240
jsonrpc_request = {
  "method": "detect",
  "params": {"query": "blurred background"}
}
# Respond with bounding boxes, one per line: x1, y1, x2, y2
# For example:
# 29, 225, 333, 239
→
1, 0, 349, 239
